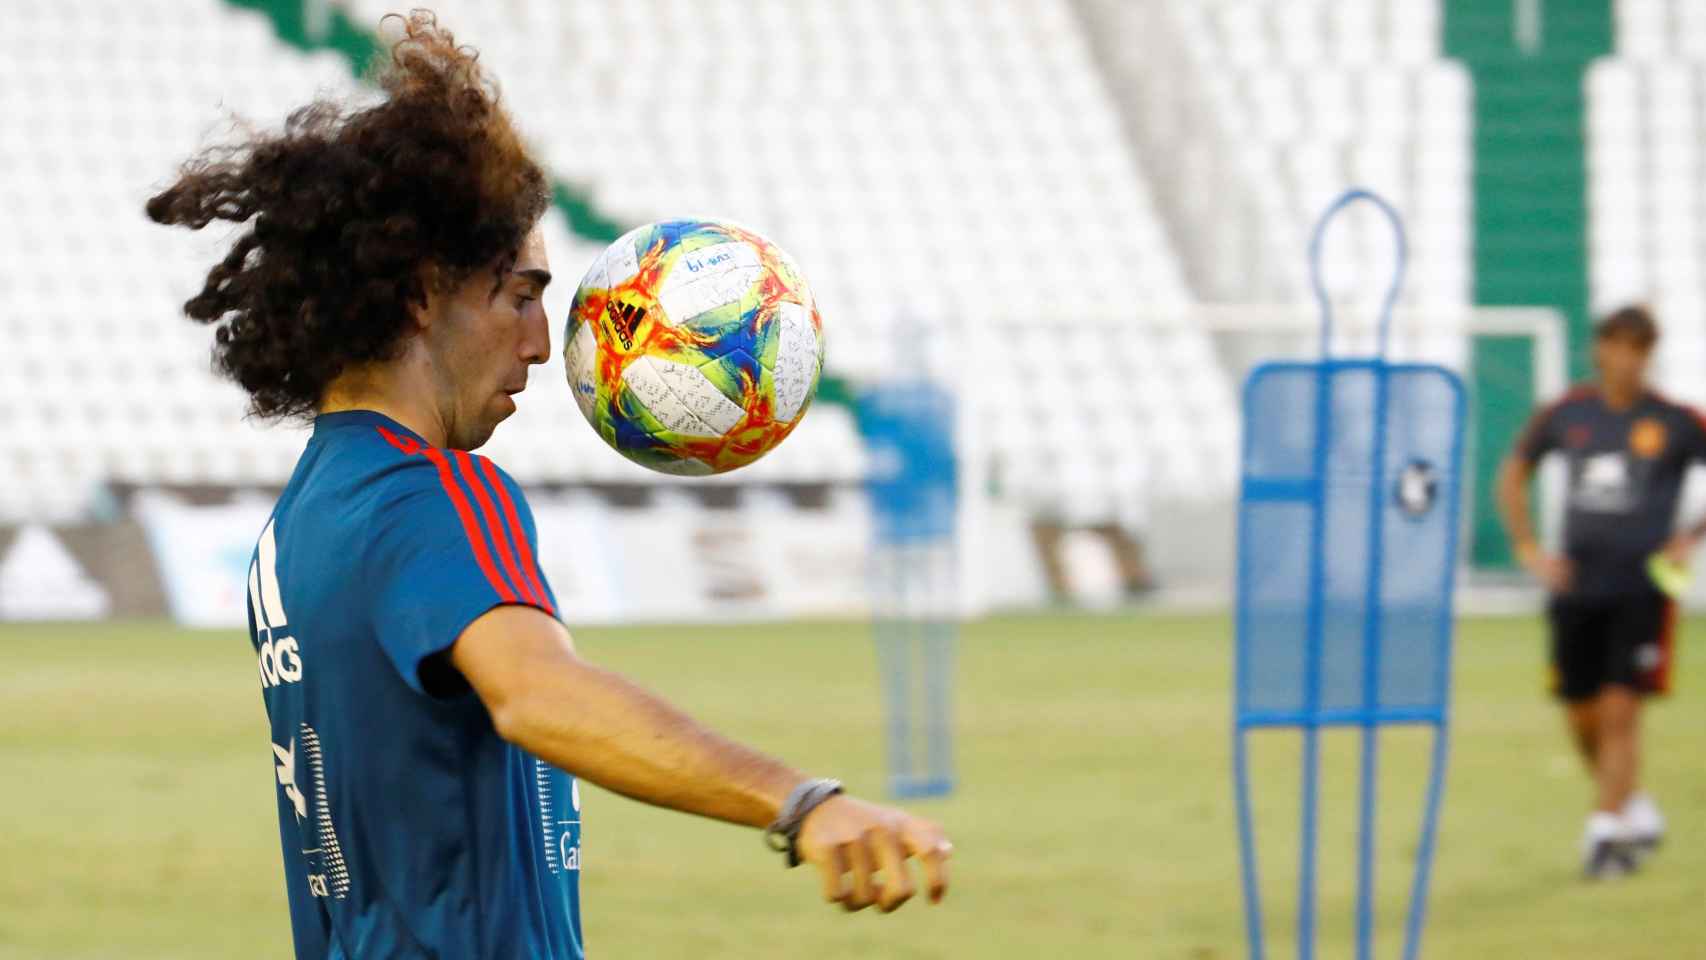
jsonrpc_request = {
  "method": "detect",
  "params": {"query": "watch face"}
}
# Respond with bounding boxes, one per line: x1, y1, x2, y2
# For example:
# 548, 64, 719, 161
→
1395, 459, 1439, 519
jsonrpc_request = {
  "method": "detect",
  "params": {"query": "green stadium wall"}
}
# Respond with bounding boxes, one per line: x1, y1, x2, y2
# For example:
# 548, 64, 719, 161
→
1445, 0, 1611, 568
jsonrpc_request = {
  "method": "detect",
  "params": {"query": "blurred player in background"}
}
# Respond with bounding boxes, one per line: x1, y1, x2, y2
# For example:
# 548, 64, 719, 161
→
146, 13, 949, 958
1497, 304, 1706, 879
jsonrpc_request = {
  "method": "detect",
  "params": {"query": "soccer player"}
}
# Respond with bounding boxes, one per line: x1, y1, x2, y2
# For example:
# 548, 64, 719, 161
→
147, 14, 950, 957
1496, 304, 1706, 879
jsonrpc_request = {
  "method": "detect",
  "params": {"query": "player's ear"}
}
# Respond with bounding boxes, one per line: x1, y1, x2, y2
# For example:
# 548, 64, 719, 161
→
409, 263, 443, 332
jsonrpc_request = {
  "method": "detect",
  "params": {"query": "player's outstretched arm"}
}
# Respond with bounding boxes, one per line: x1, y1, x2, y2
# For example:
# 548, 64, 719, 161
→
450, 604, 951, 911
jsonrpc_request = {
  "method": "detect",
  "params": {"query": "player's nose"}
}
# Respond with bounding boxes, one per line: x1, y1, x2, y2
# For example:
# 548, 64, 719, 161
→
520, 300, 550, 365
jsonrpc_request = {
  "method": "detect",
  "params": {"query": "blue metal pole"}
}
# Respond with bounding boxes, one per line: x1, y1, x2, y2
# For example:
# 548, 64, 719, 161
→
1357, 725, 1380, 958
1308, 189, 1409, 960
1405, 372, 1467, 960
925, 542, 955, 793
1234, 727, 1266, 960
1356, 364, 1394, 960
1233, 368, 1265, 960
1404, 724, 1450, 960
880, 548, 913, 795
1309, 189, 1409, 361
1297, 724, 1321, 960
1296, 360, 1334, 960
906, 546, 926, 793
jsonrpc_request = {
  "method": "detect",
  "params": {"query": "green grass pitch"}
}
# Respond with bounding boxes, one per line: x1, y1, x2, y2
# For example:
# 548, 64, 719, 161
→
2, 613, 1703, 959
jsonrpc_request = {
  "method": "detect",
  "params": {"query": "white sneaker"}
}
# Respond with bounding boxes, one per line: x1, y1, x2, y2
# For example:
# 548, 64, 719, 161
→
1623, 792, 1666, 858
1581, 812, 1638, 880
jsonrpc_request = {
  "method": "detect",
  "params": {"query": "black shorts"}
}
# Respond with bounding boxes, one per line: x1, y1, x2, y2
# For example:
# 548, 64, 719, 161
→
1547, 590, 1677, 701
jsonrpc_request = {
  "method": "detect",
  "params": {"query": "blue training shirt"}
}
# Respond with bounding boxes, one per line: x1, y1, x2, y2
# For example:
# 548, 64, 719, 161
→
245, 410, 583, 959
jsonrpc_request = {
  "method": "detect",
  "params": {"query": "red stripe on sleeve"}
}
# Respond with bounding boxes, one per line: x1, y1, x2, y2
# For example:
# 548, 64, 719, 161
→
453, 450, 537, 607
417, 447, 518, 604
375, 425, 536, 608
479, 455, 555, 616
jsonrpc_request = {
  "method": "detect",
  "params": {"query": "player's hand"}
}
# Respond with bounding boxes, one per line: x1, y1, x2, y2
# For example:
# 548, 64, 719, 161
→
1517, 541, 1572, 592
1662, 534, 1697, 569
795, 794, 952, 913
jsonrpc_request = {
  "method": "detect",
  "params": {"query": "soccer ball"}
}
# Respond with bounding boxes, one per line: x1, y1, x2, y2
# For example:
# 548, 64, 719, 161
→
563, 219, 825, 475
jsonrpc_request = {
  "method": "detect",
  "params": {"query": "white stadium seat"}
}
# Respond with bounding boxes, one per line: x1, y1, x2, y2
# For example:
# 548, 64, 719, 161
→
1076, 0, 1470, 309
1586, 4, 1706, 393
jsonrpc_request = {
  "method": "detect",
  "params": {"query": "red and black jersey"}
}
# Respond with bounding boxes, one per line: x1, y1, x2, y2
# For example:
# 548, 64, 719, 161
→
1517, 386, 1706, 598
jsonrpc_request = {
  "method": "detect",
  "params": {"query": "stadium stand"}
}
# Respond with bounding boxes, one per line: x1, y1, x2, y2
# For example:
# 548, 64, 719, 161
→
1, 0, 1239, 526
1586, 0, 1706, 406
1076, 0, 1472, 312
2, 1, 354, 520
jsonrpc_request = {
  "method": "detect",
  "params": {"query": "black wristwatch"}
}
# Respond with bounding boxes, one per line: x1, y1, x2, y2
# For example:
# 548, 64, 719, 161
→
763, 778, 844, 867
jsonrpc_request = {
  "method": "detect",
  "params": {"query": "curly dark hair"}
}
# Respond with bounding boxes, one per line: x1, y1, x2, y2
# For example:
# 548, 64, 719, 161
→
146, 11, 550, 420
